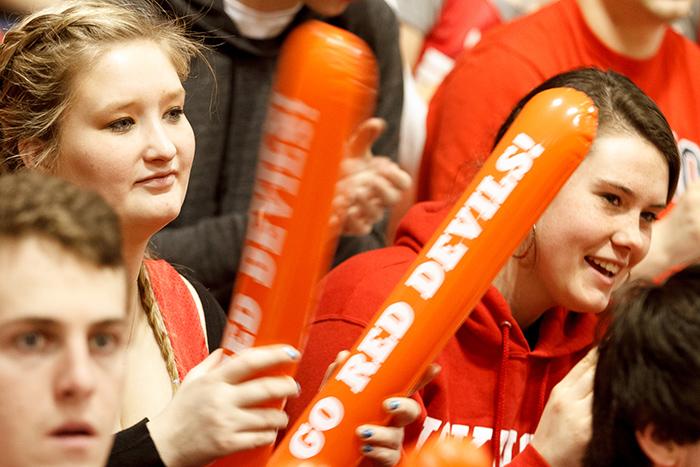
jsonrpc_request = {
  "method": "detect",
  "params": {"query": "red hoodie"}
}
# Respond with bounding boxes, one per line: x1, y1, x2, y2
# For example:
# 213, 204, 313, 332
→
286, 201, 599, 466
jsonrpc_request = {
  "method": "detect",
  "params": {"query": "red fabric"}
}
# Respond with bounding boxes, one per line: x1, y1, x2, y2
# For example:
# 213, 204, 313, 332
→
493, 321, 511, 467
286, 201, 597, 466
418, 0, 502, 62
418, 0, 700, 202
145, 259, 208, 381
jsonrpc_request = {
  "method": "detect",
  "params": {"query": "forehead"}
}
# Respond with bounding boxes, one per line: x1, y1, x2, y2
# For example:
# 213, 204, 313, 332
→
0, 238, 127, 325
68, 40, 183, 106
574, 132, 669, 202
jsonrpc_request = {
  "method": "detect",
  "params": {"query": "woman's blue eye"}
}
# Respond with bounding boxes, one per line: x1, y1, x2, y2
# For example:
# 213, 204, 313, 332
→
108, 118, 134, 132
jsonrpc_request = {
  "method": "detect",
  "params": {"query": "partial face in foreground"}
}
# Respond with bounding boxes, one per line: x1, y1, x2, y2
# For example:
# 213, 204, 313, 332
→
530, 132, 669, 313
638, 0, 695, 21
0, 237, 127, 467
637, 425, 700, 467
54, 40, 195, 239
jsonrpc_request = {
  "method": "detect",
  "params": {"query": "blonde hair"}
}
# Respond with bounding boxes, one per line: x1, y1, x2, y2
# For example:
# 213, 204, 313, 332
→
0, 0, 201, 172
0, 0, 203, 387
138, 263, 180, 387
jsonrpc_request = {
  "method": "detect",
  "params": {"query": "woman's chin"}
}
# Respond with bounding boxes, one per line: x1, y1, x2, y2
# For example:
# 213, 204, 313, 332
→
570, 296, 611, 314
123, 210, 180, 239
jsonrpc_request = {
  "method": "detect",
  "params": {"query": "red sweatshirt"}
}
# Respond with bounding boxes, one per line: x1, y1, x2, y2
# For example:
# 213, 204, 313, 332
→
286, 201, 599, 466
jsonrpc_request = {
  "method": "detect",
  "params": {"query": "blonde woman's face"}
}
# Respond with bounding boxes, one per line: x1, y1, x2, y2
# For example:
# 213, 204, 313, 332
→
54, 40, 195, 239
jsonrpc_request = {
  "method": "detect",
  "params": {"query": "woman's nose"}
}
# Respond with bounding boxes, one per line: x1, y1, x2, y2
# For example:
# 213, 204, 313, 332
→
143, 121, 177, 161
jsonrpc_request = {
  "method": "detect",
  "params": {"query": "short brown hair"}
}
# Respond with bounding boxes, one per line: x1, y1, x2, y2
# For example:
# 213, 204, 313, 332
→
584, 265, 700, 466
0, 171, 122, 267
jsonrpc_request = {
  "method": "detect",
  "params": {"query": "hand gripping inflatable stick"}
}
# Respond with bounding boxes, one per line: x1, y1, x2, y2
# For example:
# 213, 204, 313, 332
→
270, 87, 598, 466
213, 20, 378, 466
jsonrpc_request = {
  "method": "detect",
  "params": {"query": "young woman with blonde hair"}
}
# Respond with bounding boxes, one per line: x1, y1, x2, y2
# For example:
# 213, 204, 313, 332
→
0, 1, 418, 465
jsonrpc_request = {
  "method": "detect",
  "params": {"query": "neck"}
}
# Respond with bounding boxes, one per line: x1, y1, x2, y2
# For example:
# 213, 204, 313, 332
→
122, 234, 149, 316
493, 258, 553, 329
576, 0, 668, 59
238, 0, 301, 12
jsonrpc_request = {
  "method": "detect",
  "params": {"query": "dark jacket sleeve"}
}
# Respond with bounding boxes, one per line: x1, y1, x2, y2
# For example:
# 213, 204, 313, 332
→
108, 419, 164, 467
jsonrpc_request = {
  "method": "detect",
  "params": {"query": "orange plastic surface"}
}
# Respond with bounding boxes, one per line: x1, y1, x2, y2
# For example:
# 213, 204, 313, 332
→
401, 437, 490, 467
269, 87, 598, 466
213, 20, 378, 466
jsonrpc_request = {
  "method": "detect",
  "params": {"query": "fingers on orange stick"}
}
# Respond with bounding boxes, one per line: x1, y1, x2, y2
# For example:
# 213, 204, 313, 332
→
270, 88, 598, 466
401, 436, 491, 467
213, 20, 378, 467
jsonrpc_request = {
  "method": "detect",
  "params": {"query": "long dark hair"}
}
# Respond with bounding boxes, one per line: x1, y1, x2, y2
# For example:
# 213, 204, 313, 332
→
494, 67, 680, 203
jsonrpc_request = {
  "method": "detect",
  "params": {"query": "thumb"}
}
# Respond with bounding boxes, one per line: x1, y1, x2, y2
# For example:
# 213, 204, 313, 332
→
346, 117, 386, 160
183, 348, 225, 382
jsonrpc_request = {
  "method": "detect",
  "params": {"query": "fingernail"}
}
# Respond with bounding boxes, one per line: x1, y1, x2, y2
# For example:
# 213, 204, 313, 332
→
362, 444, 373, 453
284, 347, 300, 360
360, 428, 373, 439
295, 381, 302, 394
388, 399, 400, 411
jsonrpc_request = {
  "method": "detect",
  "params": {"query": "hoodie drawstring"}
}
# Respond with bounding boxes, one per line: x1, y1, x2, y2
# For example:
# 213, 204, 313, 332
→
537, 364, 551, 418
493, 321, 512, 467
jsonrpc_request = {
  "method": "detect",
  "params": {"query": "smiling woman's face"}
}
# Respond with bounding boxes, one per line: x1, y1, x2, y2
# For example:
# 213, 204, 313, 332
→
53, 40, 195, 238
528, 132, 669, 313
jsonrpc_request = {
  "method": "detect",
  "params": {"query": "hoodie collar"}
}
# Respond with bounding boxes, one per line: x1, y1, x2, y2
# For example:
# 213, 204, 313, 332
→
395, 201, 599, 358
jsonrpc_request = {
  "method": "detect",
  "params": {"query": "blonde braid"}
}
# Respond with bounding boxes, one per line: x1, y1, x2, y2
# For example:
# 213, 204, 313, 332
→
137, 263, 180, 392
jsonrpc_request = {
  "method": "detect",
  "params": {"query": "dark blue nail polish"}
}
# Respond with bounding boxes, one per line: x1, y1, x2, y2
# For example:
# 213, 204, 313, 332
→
388, 400, 400, 410
284, 347, 300, 360
362, 444, 373, 453
360, 428, 373, 439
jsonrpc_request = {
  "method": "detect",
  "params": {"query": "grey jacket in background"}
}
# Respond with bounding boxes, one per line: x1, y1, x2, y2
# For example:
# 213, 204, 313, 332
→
152, 0, 404, 306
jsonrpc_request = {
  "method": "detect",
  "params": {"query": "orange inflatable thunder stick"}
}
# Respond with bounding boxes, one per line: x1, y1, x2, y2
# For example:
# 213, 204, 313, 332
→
270, 88, 598, 466
213, 20, 378, 466
402, 436, 490, 467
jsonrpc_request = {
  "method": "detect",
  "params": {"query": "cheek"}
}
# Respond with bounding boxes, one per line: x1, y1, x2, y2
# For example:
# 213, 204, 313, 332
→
0, 365, 43, 426
59, 158, 135, 212
172, 121, 195, 177
631, 228, 653, 267
179, 128, 195, 172
56, 144, 131, 199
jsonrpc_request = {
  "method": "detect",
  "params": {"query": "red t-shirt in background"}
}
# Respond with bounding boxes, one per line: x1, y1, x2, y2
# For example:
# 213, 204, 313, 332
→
418, 0, 700, 201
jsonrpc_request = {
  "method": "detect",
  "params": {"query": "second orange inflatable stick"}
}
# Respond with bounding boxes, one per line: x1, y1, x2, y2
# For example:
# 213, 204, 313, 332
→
270, 87, 598, 466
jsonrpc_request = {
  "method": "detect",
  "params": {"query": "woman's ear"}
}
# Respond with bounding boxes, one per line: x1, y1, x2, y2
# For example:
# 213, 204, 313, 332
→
16, 138, 45, 170
636, 425, 679, 467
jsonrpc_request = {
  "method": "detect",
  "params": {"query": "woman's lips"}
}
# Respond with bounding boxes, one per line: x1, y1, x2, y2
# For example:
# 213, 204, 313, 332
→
136, 172, 176, 189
